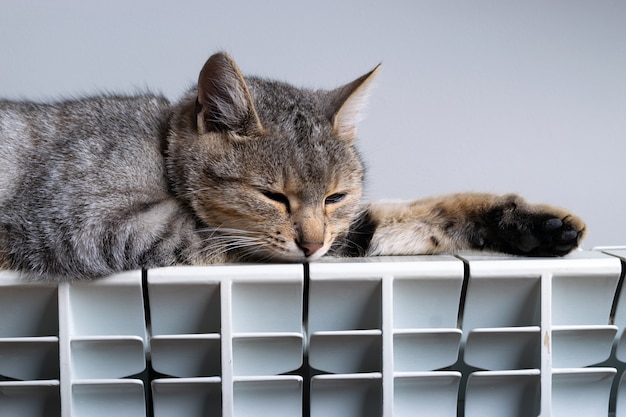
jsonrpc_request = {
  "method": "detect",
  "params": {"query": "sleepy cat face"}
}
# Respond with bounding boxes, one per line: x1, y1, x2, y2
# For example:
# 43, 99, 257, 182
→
189, 125, 365, 262
168, 53, 378, 262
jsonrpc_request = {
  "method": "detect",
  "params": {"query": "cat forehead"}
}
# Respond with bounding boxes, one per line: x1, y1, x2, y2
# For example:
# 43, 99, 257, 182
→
225, 130, 364, 191
246, 77, 327, 119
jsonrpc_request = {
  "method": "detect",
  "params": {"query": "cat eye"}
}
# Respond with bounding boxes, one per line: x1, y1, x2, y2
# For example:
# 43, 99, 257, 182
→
325, 193, 347, 205
261, 190, 291, 212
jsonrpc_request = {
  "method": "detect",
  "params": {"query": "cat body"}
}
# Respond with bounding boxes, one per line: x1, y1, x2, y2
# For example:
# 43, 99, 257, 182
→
0, 95, 200, 278
0, 53, 585, 281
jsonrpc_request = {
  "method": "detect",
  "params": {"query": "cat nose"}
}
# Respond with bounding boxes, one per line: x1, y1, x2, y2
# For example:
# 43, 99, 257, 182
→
298, 242, 323, 257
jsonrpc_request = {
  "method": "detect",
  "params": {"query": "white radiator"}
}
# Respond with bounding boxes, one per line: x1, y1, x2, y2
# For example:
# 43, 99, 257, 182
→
1, 249, 626, 417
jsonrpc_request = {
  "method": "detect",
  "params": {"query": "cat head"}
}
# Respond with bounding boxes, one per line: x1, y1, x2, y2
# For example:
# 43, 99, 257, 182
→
168, 52, 379, 262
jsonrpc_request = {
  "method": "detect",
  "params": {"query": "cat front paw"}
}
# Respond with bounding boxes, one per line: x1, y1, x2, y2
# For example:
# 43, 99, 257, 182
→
485, 195, 586, 257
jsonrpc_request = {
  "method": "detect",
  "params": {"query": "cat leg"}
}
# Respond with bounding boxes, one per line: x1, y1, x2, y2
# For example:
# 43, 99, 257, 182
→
339, 193, 586, 257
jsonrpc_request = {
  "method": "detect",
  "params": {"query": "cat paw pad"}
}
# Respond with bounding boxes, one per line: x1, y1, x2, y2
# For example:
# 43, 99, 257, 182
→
489, 198, 586, 257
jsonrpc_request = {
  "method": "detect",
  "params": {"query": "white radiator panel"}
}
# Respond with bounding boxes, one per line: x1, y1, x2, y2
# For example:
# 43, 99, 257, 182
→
1, 250, 626, 416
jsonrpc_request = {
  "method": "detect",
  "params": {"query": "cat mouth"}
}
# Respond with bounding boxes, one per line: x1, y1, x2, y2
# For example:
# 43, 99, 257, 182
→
250, 242, 330, 263
302, 247, 327, 261
200, 227, 331, 262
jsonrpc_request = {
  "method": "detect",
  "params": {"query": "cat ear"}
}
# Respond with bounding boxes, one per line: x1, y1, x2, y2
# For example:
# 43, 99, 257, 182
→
328, 64, 380, 141
196, 52, 263, 135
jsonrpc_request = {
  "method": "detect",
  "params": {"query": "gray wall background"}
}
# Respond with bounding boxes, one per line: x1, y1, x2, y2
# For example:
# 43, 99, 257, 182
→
1, 0, 625, 249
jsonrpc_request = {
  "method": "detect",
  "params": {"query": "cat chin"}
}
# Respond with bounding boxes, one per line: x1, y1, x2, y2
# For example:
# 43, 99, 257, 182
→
302, 249, 327, 262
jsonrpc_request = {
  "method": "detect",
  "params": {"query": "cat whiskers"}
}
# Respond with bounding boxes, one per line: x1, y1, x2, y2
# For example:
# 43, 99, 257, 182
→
190, 226, 271, 261
332, 234, 366, 255
329, 208, 373, 256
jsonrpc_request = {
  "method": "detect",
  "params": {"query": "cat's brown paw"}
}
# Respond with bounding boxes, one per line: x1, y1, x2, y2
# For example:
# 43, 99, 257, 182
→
483, 195, 586, 257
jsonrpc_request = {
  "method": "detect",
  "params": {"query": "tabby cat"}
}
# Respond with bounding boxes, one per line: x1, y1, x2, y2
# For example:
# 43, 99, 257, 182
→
0, 52, 585, 281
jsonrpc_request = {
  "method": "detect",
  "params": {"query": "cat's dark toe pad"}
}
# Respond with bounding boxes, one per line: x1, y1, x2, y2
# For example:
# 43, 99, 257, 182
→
544, 218, 563, 230
513, 214, 586, 256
